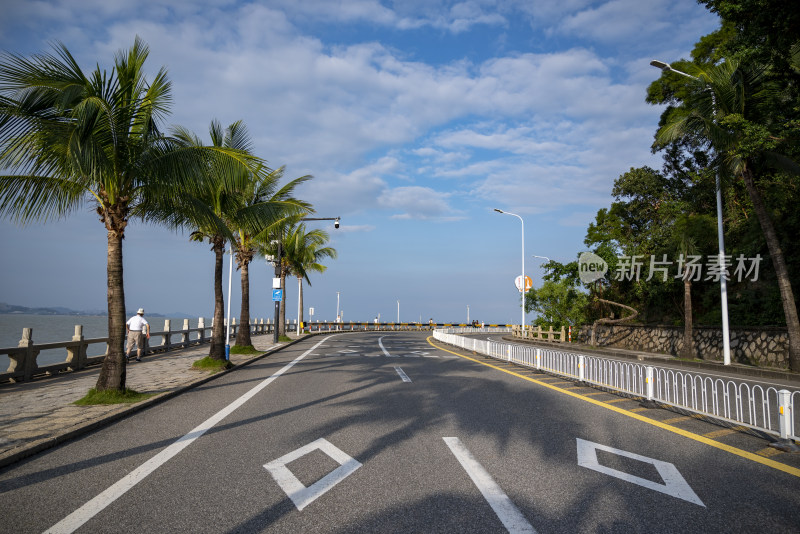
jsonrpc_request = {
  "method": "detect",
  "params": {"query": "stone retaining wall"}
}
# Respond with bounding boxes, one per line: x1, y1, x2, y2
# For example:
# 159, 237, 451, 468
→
576, 323, 789, 369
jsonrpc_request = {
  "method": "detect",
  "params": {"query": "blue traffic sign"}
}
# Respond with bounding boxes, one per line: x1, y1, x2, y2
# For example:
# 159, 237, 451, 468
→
272, 289, 283, 301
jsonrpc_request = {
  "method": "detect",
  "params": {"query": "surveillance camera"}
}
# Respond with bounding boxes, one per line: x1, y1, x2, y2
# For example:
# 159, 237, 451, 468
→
334, 218, 340, 229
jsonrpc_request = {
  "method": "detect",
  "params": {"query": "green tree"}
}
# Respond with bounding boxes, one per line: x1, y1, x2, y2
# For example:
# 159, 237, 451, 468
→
672, 214, 717, 359
524, 279, 589, 329
283, 223, 337, 333
653, 59, 800, 369
0, 39, 260, 390
232, 167, 311, 347
167, 120, 291, 360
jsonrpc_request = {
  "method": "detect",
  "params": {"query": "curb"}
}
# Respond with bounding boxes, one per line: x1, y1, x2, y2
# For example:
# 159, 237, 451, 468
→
0, 335, 312, 470
503, 336, 800, 384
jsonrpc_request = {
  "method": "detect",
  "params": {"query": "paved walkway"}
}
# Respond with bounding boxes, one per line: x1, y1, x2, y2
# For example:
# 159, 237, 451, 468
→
0, 333, 302, 469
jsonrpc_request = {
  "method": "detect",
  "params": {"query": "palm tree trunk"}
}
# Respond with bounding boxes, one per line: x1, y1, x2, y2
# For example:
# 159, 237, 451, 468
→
681, 277, 695, 359
96, 230, 127, 391
742, 166, 800, 370
209, 239, 226, 360
236, 260, 252, 347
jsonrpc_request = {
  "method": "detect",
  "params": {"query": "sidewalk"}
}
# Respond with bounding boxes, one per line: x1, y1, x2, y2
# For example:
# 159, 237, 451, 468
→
0, 333, 305, 469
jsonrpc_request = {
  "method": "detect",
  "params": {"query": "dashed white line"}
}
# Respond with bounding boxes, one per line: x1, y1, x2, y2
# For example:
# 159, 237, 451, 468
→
394, 366, 412, 382
378, 336, 397, 357
443, 437, 537, 534
44, 336, 335, 534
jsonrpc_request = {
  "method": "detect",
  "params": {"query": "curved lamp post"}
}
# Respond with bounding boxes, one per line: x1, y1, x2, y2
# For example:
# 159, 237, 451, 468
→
494, 208, 526, 330
650, 60, 730, 366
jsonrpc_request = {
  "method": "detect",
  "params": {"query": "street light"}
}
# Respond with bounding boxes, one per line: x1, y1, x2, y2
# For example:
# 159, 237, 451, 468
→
651, 60, 731, 366
532, 254, 551, 290
225, 242, 234, 360
494, 208, 526, 330
291, 216, 341, 335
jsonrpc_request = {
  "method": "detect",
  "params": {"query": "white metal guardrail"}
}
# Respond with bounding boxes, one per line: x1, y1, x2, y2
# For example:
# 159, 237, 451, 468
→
433, 328, 799, 443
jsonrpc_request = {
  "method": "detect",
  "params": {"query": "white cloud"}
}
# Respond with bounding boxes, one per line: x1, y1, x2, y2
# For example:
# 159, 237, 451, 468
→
377, 186, 459, 219
267, 0, 508, 33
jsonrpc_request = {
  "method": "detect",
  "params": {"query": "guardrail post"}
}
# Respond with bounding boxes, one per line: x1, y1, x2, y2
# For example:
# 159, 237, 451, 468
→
535, 348, 541, 370
181, 319, 190, 346
162, 320, 172, 352
638, 366, 659, 409
66, 325, 87, 371
778, 390, 792, 440
560, 326, 566, 343
506, 345, 511, 362
198, 317, 206, 342
578, 354, 585, 382
10, 328, 39, 381
769, 389, 800, 451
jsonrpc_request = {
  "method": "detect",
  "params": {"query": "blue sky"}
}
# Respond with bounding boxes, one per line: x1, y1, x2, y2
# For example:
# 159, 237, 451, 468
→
0, 0, 720, 325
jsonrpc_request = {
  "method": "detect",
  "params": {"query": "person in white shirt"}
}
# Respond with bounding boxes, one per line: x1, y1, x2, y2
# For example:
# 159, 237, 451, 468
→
125, 308, 150, 362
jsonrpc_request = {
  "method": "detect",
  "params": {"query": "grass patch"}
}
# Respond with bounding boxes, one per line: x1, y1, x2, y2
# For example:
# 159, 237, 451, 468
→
192, 356, 233, 373
74, 388, 156, 405
229, 345, 262, 355
278, 335, 293, 342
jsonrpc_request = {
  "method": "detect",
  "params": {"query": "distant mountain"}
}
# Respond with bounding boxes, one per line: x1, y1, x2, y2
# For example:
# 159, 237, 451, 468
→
0, 302, 90, 316
0, 302, 196, 318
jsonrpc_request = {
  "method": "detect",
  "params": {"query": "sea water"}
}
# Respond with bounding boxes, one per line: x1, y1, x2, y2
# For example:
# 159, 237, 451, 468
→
0, 314, 206, 370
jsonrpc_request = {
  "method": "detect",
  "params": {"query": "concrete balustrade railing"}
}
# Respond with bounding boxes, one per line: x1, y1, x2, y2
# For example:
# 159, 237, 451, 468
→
0, 317, 277, 383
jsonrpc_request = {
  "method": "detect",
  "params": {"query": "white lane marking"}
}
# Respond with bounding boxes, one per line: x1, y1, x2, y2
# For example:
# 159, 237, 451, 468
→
394, 366, 412, 382
576, 439, 704, 507
264, 438, 362, 511
443, 437, 537, 534
44, 336, 335, 534
378, 336, 398, 357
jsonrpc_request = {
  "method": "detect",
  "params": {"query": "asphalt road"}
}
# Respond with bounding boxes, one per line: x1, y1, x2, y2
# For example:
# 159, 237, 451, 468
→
1, 332, 798, 533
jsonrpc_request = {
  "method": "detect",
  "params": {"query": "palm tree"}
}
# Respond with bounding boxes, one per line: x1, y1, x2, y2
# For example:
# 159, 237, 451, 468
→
0, 38, 260, 390
284, 224, 337, 334
672, 214, 715, 360
166, 120, 293, 360
655, 59, 800, 370
232, 167, 311, 348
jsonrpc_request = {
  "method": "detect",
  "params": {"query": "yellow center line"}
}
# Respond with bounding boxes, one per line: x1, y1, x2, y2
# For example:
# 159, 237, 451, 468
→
427, 336, 800, 478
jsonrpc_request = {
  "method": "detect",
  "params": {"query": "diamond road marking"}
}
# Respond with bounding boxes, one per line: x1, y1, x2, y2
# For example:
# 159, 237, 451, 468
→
264, 438, 362, 511
337, 349, 358, 354
576, 439, 704, 507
